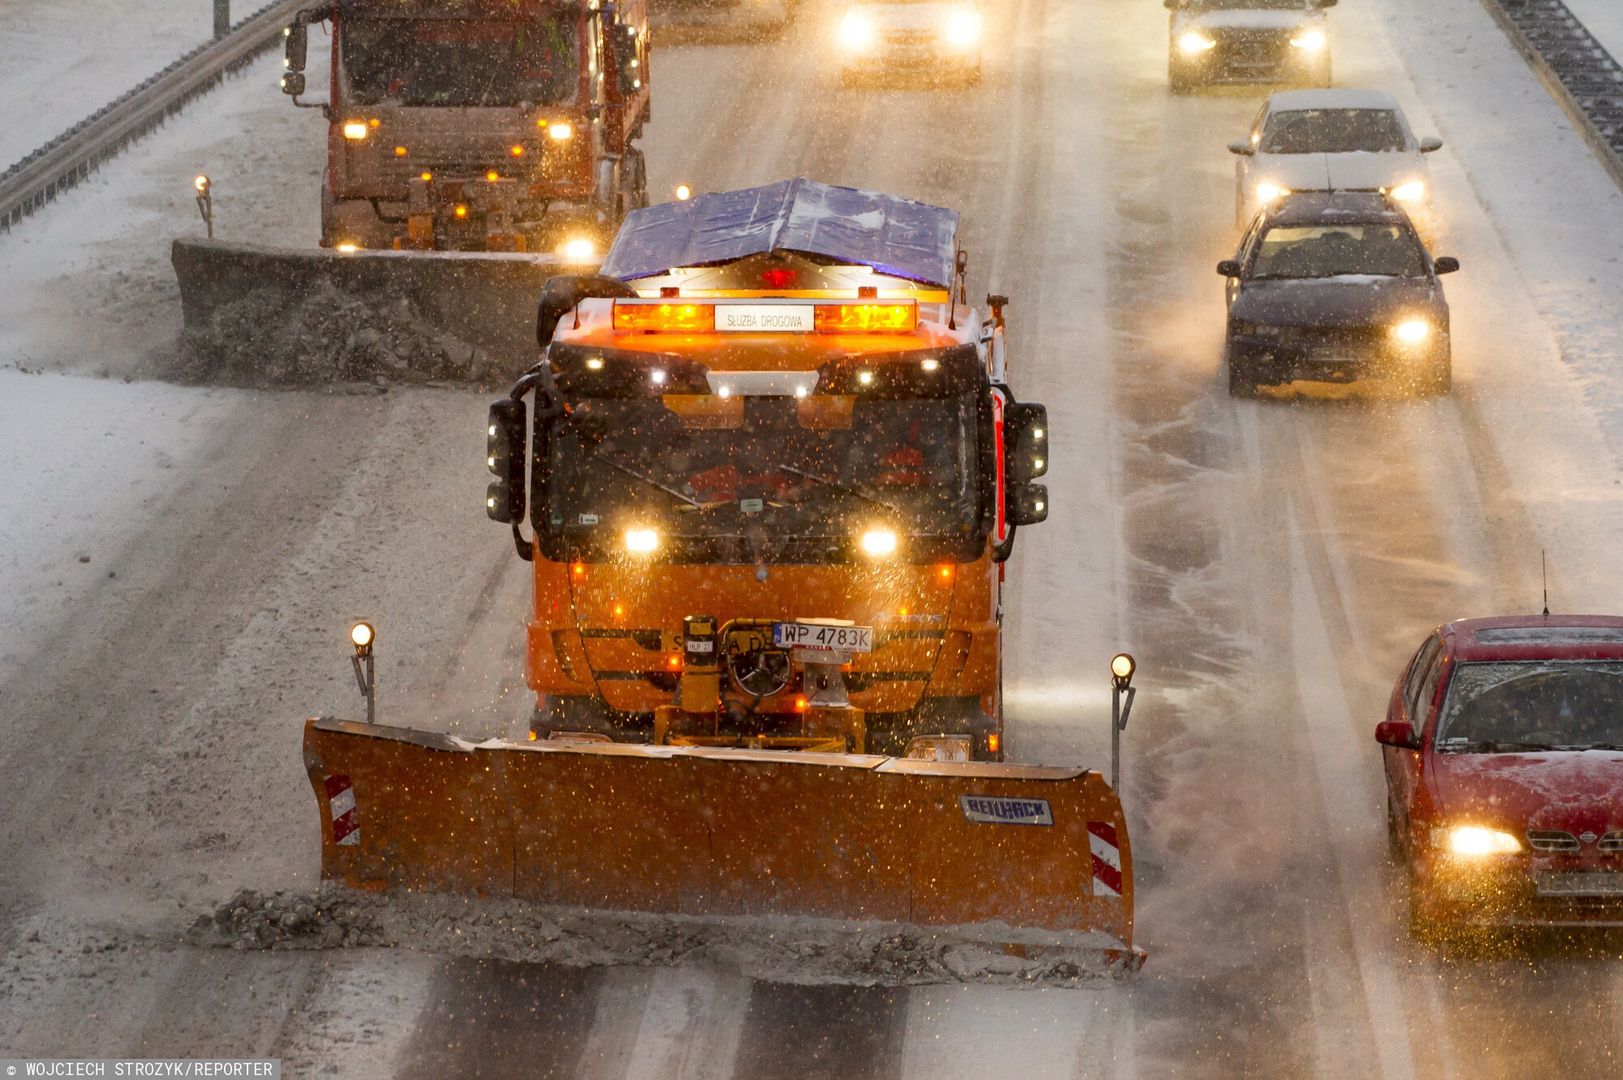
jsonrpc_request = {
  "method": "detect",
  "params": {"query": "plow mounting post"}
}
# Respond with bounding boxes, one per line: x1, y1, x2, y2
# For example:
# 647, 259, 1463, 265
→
1110, 653, 1137, 791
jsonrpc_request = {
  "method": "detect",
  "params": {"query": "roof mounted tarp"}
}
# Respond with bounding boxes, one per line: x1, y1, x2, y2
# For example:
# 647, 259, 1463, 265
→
601, 178, 960, 288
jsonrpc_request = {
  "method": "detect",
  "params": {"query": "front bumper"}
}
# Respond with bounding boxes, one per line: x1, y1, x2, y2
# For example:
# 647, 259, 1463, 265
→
841, 36, 980, 75
1418, 854, 1623, 928
1228, 329, 1447, 386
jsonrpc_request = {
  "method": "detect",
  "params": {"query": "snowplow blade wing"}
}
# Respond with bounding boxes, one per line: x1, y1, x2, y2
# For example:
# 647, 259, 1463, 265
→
302, 718, 1141, 966
171, 239, 576, 384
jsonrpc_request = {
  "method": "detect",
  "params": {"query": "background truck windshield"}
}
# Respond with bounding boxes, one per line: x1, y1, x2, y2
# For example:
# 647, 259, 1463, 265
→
1436, 661, 1623, 751
1252, 223, 1426, 279
342, 15, 578, 107
1261, 109, 1407, 154
545, 392, 980, 555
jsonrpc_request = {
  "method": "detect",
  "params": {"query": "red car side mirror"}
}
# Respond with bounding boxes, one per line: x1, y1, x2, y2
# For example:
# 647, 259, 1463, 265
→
1375, 720, 1420, 750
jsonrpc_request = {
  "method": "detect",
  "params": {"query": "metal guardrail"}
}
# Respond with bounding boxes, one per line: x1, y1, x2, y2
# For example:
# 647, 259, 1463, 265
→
0, 0, 304, 234
1481, 0, 1623, 192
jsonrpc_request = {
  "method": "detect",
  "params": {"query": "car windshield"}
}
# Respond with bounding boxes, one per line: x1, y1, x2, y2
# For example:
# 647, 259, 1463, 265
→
1435, 662, 1623, 751
1251, 223, 1426, 279
341, 16, 578, 107
1261, 109, 1407, 154
544, 391, 980, 557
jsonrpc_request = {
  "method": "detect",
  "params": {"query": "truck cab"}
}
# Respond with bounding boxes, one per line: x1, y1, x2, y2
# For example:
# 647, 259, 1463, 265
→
281, 0, 650, 254
485, 181, 1049, 760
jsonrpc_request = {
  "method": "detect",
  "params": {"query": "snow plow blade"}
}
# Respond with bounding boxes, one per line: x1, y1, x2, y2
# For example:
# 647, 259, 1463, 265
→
171, 239, 578, 384
302, 717, 1143, 970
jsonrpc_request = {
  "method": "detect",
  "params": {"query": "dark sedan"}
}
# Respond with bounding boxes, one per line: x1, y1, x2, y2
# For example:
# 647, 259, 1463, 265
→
1218, 191, 1459, 397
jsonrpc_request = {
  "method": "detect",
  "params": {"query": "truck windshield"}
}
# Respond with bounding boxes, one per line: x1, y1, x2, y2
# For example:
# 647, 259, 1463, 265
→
1435, 661, 1623, 752
341, 15, 578, 107
544, 391, 982, 560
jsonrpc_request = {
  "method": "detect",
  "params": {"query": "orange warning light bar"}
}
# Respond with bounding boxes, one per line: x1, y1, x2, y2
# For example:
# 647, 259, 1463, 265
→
613, 301, 716, 333
813, 302, 918, 334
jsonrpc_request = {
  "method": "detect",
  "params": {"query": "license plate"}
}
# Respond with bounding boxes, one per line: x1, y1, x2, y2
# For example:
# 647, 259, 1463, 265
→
1535, 871, 1623, 897
715, 304, 814, 333
773, 622, 873, 653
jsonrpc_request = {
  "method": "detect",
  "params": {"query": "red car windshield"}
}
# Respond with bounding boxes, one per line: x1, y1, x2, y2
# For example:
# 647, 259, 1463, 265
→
1436, 661, 1623, 751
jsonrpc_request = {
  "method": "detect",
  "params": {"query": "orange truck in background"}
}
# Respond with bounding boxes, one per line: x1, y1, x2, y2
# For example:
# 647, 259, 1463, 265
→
486, 179, 1049, 760
280, 0, 650, 254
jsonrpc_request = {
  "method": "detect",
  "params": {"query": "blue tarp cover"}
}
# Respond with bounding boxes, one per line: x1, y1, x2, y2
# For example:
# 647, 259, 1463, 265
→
600, 178, 960, 287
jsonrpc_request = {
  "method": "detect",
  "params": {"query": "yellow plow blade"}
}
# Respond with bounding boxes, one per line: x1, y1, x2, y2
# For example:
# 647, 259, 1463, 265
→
302, 718, 1143, 969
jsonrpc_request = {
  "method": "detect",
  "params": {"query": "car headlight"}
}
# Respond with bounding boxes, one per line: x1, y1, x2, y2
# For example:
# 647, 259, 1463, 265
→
1388, 180, 1426, 203
859, 527, 898, 558
841, 10, 878, 51
944, 8, 982, 49
624, 528, 660, 555
1178, 30, 1217, 55
1290, 28, 1327, 53
1254, 181, 1290, 205
1392, 318, 1431, 345
1443, 825, 1522, 856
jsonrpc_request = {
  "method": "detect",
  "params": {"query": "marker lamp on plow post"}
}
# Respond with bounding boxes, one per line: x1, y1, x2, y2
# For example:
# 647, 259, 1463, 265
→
349, 621, 377, 725
1110, 653, 1138, 792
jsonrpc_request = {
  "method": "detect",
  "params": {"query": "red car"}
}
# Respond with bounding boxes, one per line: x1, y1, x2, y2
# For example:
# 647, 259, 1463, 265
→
1379, 615, 1623, 936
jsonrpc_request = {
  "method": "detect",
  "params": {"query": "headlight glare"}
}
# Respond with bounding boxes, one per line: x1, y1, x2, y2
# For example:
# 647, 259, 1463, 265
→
1290, 29, 1327, 53
1392, 318, 1431, 345
859, 527, 898, 558
1389, 180, 1426, 203
944, 9, 982, 49
1255, 182, 1290, 205
841, 10, 878, 51
342, 121, 369, 141
1178, 30, 1217, 55
624, 528, 660, 554
1445, 825, 1522, 857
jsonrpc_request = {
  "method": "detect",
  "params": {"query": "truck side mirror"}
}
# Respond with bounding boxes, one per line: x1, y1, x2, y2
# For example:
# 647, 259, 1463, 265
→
1004, 401, 1048, 484
281, 23, 308, 96
486, 399, 527, 524
1007, 484, 1048, 527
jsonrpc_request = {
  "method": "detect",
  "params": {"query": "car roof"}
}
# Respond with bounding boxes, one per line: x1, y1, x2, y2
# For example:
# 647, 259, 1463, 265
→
1264, 190, 1406, 227
1265, 89, 1402, 112
1442, 615, 1623, 662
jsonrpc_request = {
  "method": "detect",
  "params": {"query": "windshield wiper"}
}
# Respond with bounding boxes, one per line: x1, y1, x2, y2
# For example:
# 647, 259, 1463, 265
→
779, 465, 907, 516
595, 452, 704, 509
1441, 739, 1560, 753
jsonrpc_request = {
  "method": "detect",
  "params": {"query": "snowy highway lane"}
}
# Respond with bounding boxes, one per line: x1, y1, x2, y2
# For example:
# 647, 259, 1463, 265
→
4, 0, 1623, 1075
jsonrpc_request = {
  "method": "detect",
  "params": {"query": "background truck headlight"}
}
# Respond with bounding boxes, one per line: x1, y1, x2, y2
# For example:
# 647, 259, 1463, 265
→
1392, 318, 1431, 345
944, 9, 982, 49
1389, 180, 1426, 203
624, 528, 660, 554
841, 10, 878, 51
1178, 31, 1216, 56
1445, 825, 1522, 856
859, 527, 898, 557
1254, 182, 1290, 205
1290, 29, 1327, 53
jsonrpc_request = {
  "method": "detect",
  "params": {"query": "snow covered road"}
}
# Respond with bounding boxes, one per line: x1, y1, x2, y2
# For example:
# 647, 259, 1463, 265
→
4, 0, 1623, 1075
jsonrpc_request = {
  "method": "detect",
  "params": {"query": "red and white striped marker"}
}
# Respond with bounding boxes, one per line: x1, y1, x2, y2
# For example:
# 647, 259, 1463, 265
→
325, 774, 360, 847
1088, 821, 1122, 897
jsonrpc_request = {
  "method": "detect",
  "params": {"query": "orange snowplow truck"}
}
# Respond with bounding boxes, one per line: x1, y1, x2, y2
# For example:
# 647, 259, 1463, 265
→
279, 0, 650, 253
486, 179, 1048, 759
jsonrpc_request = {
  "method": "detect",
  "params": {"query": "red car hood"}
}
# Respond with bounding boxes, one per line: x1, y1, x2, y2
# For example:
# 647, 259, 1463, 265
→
1433, 751, 1623, 834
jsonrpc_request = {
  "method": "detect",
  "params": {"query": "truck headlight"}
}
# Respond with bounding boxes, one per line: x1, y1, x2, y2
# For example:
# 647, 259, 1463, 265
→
1290, 29, 1327, 53
1178, 31, 1216, 55
1444, 825, 1522, 856
944, 8, 982, 49
547, 121, 574, 142
1392, 318, 1431, 345
859, 527, 898, 557
841, 10, 878, 51
1389, 180, 1426, 203
562, 237, 596, 262
342, 121, 369, 141
624, 528, 660, 555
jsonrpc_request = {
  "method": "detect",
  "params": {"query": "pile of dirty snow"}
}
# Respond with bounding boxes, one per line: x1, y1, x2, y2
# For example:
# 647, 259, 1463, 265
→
192, 888, 1137, 988
166, 280, 507, 388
